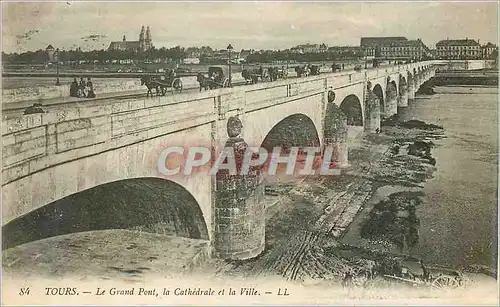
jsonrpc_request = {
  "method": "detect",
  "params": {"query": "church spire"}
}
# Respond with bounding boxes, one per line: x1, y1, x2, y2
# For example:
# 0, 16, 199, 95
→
139, 25, 145, 40
139, 25, 146, 51
145, 26, 152, 50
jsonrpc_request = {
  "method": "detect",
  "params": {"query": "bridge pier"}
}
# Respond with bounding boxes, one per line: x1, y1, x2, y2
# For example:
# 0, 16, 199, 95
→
213, 116, 265, 260
385, 78, 398, 117
408, 79, 415, 102
364, 81, 381, 133
324, 108, 349, 168
398, 82, 408, 109
334, 119, 349, 168
324, 92, 350, 168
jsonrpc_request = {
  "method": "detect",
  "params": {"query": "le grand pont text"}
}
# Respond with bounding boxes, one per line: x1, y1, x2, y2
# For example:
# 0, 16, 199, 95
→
44, 287, 290, 296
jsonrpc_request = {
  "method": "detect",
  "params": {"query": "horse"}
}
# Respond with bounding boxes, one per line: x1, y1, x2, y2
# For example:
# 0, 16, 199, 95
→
267, 67, 278, 82
197, 73, 213, 91
241, 69, 260, 84
141, 76, 162, 97
310, 65, 321, 76
331, 63, 341, 73
295, 66, 310, 78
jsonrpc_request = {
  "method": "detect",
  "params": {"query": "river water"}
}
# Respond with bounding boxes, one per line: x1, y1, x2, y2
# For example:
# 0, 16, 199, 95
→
400, 85, 498, 270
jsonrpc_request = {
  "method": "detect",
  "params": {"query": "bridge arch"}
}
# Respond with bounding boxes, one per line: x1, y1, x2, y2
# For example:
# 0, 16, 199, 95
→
241, 93, 324, 151
339, 94, 363, 126
400, 75, 407, 86
2, 177, 209, 250
372, 84, 384, 115
260, 113, 321, 153
258, 112, 321, 184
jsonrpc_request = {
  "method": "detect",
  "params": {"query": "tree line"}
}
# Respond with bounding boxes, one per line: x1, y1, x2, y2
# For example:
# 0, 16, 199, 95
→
2, 46, 193, 65
245, 50, 365, 63
2, 45, 369, 66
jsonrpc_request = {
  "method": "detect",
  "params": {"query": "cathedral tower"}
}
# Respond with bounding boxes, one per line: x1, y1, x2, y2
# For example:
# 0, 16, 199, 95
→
145, 26, 152, 50
139, 25, 146, 51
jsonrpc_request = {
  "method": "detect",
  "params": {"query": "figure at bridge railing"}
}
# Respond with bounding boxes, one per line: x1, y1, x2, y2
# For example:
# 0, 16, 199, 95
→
70, 78, 78, 97
86, 78, 96, 98
70, 77, 96, 98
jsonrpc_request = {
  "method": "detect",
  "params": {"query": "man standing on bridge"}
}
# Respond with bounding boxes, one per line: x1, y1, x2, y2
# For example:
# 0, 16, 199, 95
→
70, 78, 78, 97
86, 78, 95, 98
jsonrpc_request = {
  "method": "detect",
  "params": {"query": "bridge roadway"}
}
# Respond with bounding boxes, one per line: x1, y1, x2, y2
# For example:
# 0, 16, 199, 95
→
2, 79, 248, 119
2, 63, 391, 119
2, 60, 436, 262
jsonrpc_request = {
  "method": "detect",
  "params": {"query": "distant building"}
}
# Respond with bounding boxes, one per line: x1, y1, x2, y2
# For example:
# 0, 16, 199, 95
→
360, 37, 431, 60
435, 38, 481, 59
360, 37, 408, 57
481, 42, 498, 59
45, 44, 55, 61
319, 43, 328, 53
290, 43, 324, 54
328, 46, 363, 56
380, 39, 432, 60
183, 57, 200, 64
238, 49, 253, 60
108, 25, 154, 52
202, 49, 231, 62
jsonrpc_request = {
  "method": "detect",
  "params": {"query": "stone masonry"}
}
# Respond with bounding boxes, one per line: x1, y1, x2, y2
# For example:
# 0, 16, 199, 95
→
1, 62, 437, 260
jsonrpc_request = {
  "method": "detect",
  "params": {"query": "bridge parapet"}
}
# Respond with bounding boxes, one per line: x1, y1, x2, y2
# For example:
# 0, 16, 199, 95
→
1, 93, 219, 186
2, 79, 150, 104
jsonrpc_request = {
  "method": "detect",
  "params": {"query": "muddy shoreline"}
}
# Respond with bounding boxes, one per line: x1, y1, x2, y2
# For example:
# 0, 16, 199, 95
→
204, 112, 496, 288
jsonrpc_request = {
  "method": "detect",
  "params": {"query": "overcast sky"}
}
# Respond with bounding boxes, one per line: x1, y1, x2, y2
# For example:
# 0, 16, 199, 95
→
2, 1, 498, 53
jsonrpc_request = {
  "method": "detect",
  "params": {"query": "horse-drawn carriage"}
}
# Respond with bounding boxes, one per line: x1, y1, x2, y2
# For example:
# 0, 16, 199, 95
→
295, 64, 321, 77
267, 66, 290, 81
197, 66, 231, 91
241, 66, 270, 84
140, 69, 183, 97
310, 65, 321, 75
276, 67, 289, 79
331, 63, 342, 73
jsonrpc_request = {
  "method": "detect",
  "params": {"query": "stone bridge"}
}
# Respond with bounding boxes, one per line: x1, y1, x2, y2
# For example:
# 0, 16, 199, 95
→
2, 61, 436, 260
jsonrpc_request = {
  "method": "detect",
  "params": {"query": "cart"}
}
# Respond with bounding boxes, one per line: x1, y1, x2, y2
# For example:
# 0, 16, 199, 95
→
310, 65, 321, 76
241, 66, 269, 84
382, 264, 466, 289
157, 70, 183, 94
207, 66, 231, 88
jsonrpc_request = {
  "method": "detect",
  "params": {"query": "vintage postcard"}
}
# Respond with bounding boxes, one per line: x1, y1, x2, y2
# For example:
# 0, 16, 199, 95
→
1, 1, 498, 305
